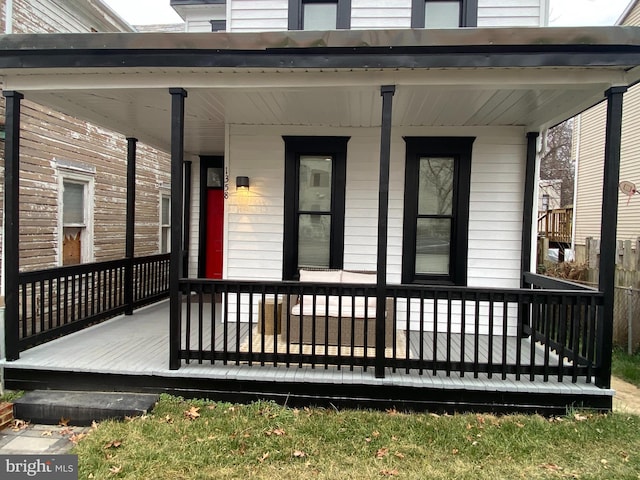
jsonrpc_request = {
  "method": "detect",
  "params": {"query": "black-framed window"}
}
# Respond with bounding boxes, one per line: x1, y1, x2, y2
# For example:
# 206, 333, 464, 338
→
402, 137, 474, 285
288, 0, 351, 30
283, 136, 349, 280
411, 0, 477, 28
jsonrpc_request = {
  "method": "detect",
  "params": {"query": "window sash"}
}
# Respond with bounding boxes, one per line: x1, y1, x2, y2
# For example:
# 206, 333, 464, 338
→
63, 181, 86, 226
289, 0, 351, 30
283, 136, 348, 280
402, 137, 473, 285
411, 0, 477, 28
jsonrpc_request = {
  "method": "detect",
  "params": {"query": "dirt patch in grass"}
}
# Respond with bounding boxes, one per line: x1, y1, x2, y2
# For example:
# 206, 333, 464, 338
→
612, 376, 640, 415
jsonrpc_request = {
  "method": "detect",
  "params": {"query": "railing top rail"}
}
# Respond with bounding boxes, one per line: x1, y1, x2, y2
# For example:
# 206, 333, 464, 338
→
18, 253, 170, 284
180, 277, 604, 300
523, 272, 598, 292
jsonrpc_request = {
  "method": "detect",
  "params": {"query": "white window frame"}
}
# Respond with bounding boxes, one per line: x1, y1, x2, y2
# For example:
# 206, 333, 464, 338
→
160, 189, 171, 254
57, 162, 95, 266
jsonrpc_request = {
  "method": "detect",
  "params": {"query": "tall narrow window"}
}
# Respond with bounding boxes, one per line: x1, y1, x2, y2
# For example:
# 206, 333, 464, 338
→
289, 0, 351, 30
402, 137, 474, 285
62, 181, 86, 265
58, 163, 95, 266
161, 194, 171, 253
411, 0, 477, 28
283, 136, 349, 280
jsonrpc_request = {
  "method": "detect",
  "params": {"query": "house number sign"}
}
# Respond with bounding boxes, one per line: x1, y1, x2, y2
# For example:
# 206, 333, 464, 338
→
224, 167, 229, 199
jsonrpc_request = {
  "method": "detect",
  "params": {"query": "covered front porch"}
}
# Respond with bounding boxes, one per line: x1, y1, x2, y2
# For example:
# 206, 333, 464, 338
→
3, 289, 612, 414
2, 27, 639, 412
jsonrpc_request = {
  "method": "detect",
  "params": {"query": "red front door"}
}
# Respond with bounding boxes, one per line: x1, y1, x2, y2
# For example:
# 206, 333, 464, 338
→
205, 188, 224, 279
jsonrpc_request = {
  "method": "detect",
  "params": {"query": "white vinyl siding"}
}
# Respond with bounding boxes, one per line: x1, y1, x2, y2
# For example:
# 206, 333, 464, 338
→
229, 0, 288, 32
478, 0, 547, 27
350, 0, 411, 29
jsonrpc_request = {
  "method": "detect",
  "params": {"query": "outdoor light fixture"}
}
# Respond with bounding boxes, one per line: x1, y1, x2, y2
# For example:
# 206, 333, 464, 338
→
236, 176, 250, 190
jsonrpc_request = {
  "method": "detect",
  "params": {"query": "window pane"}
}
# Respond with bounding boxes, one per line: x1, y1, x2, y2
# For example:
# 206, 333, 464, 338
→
303, 2, 337, 30
425, 1, 460, 28
415, 218, 450, 275
161, 196, 170, 225
298, 213, 331, 267
299, 156, 332, 211
418, 157, 454, 215
63, 182, 85, 225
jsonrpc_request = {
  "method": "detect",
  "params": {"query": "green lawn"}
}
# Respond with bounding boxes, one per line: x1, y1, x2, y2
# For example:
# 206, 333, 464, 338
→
612, 347, 640, 387
73, 395, 640, 480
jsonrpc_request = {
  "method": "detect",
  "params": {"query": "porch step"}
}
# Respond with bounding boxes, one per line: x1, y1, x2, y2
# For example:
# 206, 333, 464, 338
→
12, 390, 159, 426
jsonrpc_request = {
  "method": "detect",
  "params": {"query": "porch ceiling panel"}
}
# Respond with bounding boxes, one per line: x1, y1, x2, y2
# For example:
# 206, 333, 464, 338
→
24, 78, 612, 155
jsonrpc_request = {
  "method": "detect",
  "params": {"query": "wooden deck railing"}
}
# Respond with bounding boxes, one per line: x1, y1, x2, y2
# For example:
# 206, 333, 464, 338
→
538, 207, 573, 243
15, 253, 170, 352
177, 277, 605, 384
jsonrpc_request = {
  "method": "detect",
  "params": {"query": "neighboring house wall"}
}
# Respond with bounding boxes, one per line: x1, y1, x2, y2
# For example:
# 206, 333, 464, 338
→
573, 0, 640, 257
179, 0, 549, 32
0, 0, 172, 277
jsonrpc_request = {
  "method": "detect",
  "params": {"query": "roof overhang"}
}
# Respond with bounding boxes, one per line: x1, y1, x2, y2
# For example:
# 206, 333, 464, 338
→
1, 27, 639, 155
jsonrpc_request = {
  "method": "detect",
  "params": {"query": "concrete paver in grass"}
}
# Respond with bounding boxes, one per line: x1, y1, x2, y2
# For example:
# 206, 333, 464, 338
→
0, 423, 89, 454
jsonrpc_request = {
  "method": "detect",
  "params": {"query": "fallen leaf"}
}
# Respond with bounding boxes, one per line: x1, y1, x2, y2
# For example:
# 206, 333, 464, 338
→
184, 406, 201, 420
391, 436, 398, 441
386, 408, 398, 416
366, 437, 372, 443
59, 417, 70, 427
11, 419, 29, 431
452, 448, 459, 455
109, 465, 122, 474
429, 413, 440, 418
207, 404, 217, 410
164, 415, 173, 424
380, 468, 399, 476
574, 413, 588, 422
394, 452, 405, 459
515, 422, 525, 428
620, 451, 629, 462
372, 430, 380, 438
69, 433, 87, 444
88, 474, 94, 479
41, 430, 53, 437
540, 463, 563, 472
258, 452, 270, 463
104, 440, 123, 449
91, 421, 99, 430
376, 448, 389, 459
293, 450, 307, 458
265, 428, 286, 436
59, 427, 74, 436
600, 459, 608, 465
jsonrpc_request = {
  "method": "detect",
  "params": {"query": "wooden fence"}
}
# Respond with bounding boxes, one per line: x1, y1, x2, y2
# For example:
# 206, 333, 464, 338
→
581, 237, 640, 352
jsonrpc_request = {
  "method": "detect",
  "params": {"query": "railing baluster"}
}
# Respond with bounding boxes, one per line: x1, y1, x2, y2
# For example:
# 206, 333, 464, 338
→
210, 283, 217, 365
39, 280, 45, 335
460, 290, 466, 378
185, 282, 191, 364
502, 294, 509, 381
487, 293, 494, 379
197, 283, 204, 364
446, 290, 452, 377
473, 292, 480, 379
432, 289, 438, 376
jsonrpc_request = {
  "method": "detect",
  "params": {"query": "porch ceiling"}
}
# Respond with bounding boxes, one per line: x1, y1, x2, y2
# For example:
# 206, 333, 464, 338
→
12, 66, 623, 155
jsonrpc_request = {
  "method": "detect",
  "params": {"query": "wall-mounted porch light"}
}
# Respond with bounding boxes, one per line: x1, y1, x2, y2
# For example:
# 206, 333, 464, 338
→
236, 176, 250, 190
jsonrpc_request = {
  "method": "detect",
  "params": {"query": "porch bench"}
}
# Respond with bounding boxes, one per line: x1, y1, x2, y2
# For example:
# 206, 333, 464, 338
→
281, 269, 394, 348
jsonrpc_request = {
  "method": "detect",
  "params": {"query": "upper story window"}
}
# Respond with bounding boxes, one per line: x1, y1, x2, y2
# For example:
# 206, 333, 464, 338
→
411, 0, 477, 28
288, 0, 351, 30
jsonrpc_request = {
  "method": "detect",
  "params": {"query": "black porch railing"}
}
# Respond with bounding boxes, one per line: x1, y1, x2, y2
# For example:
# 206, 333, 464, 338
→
178, 277, 605, 384
15, 253, 170, 352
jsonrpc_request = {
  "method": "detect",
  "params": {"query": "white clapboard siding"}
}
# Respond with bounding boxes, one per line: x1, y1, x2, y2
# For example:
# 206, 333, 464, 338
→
478, 0, 546, 27
187, 156, 201, 278
229, 0, 288, 32
351, 0, 411, 30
